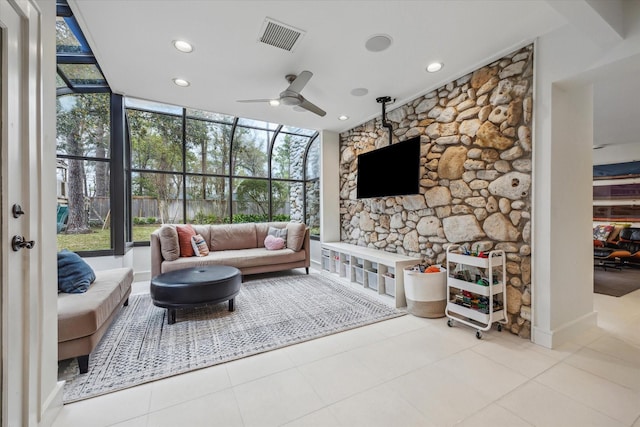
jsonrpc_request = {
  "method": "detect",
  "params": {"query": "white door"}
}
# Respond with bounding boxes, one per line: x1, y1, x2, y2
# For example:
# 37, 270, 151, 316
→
1, 0, 44, 425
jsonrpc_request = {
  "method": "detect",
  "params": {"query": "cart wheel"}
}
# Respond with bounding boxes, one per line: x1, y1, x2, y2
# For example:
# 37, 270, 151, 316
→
447, 319, 454, 327
476, 330, 482, 339
497, 324, 502, 332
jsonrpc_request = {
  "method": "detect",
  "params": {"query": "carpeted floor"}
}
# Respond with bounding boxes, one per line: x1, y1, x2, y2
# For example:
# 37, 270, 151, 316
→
594, 266, 640, 297
59, 271, 404, 403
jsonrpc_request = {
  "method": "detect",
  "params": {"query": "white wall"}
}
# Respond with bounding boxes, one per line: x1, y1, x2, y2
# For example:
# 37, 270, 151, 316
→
532, 0, 640, 347
319, 131, 340, 243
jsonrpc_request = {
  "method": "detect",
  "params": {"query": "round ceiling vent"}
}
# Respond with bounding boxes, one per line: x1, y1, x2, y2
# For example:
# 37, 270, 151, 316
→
365, 34, 392, 52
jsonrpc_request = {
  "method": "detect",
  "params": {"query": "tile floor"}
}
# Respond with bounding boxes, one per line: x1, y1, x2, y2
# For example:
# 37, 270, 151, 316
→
53, 271, 640, 427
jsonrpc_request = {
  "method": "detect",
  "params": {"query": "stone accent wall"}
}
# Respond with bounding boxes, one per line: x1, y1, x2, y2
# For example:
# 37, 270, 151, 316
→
339, 45, 533, 338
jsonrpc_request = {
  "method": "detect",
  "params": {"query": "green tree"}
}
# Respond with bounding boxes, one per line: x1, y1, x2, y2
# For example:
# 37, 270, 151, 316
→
56, 93, 110, 233
236, 179, 287, 215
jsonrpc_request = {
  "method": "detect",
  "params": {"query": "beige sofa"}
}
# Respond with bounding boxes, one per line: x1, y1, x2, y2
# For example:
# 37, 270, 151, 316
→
150, 222, 310, 278
58, 267, 133, 374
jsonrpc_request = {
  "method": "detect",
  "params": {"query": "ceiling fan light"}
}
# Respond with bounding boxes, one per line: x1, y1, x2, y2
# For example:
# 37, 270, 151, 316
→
269, 99, 280, 106
173, 40, 193, 53
338, 115, 349, 121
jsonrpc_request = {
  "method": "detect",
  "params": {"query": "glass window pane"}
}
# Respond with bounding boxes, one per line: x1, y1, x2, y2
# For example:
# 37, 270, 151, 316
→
186, 119, 231, 175
305, 138, 320, 179
128, 110, 183, 172
57, 64, 107, 86
56, 159, 111, 251
272, 181, 303, 222
56, 17, 89, 54
56, 93, 110, 158
186, 108, 234, 124
236, 118, 278, 130
233, 178, 270, 222
306, 180, 320, 236
280, 126, 315, 136
131, 172, 184, 234
186, 176, 229, 224
125, 97, 183, 116
232, 126, 270, 178
56, 73, 68, 89
271, 133, 309, 180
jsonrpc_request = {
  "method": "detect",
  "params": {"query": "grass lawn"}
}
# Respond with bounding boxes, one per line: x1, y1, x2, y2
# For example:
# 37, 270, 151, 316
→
57, 225, 158, 252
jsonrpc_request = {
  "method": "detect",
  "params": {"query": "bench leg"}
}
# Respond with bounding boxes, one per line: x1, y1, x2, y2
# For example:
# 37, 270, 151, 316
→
305, 267, 309, 274
167, 308, 176, 325
228, 297, 235, 312
77, 355, 89, 374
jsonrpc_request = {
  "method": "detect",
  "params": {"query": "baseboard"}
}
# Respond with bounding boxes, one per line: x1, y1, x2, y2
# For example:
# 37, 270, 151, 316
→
532, 310, 598, 348
134, 270, 151, 282
40, 380, 64, 426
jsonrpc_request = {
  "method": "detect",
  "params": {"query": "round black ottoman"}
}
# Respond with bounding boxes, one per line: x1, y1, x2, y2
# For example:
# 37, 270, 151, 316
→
150, 265, 242, 324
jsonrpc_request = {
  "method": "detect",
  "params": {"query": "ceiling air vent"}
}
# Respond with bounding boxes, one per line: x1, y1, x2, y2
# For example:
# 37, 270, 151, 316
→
258, 18, 305, 52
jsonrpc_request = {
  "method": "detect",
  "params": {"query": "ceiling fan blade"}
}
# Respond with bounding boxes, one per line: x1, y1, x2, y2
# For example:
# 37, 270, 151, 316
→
286, 71, 313, 93
236, 98, 274, 103
299, 98, 326, 117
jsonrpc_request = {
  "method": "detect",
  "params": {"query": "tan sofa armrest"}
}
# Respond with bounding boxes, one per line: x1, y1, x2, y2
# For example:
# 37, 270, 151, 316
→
150, 229, 163, 278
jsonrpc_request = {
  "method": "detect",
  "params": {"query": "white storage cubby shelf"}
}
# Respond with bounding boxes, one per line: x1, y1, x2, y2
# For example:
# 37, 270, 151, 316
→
321, 242, 420, 308
445, 245, 507, 339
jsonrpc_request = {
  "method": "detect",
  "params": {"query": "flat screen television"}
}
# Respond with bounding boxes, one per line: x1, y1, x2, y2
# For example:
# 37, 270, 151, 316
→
356, 137, 420, 199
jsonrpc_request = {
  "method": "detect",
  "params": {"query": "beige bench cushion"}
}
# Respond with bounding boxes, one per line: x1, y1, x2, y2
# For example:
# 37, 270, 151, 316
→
58, 267, 133, 343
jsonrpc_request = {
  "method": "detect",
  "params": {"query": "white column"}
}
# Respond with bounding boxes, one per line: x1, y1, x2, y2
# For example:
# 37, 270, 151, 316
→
319, 130, 340, 243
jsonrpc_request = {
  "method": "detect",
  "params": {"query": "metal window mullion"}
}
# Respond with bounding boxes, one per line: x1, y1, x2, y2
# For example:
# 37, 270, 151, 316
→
181, 108, 187, 223
268, 125, 282, 221
229, 117, 238, 222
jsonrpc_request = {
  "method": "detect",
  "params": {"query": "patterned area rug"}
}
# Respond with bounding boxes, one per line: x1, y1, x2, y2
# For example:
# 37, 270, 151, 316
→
60, 272, 404, 403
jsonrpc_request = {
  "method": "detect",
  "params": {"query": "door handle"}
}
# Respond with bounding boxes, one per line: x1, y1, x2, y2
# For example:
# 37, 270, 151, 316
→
12, 235, 35, 251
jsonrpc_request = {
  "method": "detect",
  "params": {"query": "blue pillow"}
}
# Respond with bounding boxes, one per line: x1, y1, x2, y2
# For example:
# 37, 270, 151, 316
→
57, 249, 96, 293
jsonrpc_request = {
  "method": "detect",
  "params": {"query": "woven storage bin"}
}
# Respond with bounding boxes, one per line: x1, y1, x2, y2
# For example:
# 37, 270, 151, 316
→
403, 267, 447, 318
366, 270, 378, 290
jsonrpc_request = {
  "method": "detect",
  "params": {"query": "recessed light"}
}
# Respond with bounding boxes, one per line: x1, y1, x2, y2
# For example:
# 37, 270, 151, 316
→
173, 40, 193, 53
338, 115, 349, 121
426, 62, 443, 73
350, 88, 369, 97
269, 99, 280, 106
173, 78, 190, 87
365, 34, 392, 52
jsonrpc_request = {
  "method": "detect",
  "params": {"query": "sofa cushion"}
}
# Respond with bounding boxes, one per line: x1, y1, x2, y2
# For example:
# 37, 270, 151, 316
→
176, 224, 196, 257
210, 223, 257, 251
57, 250, 96, 293
255, 222, 288, 247
286, 222, 307, 252
58, 267, 133, 343
191, 234, 210, 256
158, 225, 180, 261
264, 234, 285, 250
268, 226, 288, 245
161, 247, 306, 273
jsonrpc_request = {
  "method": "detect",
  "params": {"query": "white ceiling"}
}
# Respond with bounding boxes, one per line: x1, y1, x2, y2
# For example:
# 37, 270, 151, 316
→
68, 0, 638, 148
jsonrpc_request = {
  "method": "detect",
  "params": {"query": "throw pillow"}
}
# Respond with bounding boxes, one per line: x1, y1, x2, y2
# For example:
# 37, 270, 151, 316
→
191, 234, 210, 257
57, 249, 96, 293
286, 222, 306, 252
176, 224, 196, 257
267, 226, 288, 246
264, 234, 285, 250
158, 225, 180, 261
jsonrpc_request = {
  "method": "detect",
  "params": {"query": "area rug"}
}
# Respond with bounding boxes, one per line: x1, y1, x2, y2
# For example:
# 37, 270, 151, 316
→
594, 267, 640, 297
60, 272, 404, 403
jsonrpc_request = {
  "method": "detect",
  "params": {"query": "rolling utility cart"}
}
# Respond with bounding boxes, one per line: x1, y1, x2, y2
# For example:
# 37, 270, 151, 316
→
445, 245, 507, 339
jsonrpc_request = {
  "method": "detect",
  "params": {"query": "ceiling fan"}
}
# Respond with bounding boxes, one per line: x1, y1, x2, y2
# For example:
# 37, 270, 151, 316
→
237, 70, 326, 117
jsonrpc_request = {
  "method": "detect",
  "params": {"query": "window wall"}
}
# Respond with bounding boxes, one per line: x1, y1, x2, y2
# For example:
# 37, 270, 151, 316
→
125, 98, 320, 244
55, 1, 320, 254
